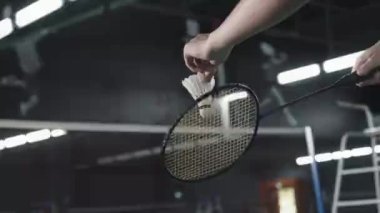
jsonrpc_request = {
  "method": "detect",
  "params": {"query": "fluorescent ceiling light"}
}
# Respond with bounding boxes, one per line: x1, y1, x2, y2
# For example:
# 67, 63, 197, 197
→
4, 135, 27, 148
323, 51, 364, 73
26, 129, 51, 143
0, 129, 68, 151
51, 129, 67, 137
315, 152, 333, 162
375, 145, 380, 153
0, 18, 13, 39
295, 156, 313, 166
351, 147, 372, 157
331, 151, 343, 160
15, 0, 64, 28
332, 150, 351, 160
277, 64, 321, 85
296, 146, 374, 166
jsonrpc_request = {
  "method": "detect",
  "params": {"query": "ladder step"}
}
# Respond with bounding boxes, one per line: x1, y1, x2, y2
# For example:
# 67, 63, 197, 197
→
337, 199, 380, 207
342, 167, 380, 175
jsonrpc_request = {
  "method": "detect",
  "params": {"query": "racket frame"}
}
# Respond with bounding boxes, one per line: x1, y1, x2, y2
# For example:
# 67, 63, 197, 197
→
161, 83, 260, 182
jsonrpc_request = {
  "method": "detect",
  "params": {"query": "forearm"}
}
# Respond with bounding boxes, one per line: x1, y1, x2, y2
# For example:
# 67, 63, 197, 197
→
209, 0, 309, 48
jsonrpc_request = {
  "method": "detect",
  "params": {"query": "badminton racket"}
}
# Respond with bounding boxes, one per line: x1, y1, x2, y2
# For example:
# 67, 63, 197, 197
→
162, 69, 379, 182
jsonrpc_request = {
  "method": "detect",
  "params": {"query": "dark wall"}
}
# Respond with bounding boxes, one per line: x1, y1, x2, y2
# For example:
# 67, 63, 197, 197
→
30, 8, 192, 124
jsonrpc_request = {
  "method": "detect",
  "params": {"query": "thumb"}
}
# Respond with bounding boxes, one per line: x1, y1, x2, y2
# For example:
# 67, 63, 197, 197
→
357, 72, 380, 87
198, 70, 216, 82
203, 72, 215, 82
357, 55, 380, 76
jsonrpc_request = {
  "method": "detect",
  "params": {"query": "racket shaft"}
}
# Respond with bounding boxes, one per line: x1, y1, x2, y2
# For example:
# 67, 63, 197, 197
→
260, 68, 380, 119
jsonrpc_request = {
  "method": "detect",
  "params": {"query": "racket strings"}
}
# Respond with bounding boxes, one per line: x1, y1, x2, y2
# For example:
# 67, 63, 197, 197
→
164, 87, 258, 181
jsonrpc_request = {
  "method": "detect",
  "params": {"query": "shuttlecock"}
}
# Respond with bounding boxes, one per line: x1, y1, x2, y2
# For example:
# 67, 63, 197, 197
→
182, 73, 216, 118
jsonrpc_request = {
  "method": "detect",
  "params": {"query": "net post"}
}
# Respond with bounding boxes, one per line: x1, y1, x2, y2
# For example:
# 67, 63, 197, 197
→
305, 126, 325, 213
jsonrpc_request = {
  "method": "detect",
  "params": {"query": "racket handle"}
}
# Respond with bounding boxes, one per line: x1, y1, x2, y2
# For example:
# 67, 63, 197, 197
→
341, 68, 380, 85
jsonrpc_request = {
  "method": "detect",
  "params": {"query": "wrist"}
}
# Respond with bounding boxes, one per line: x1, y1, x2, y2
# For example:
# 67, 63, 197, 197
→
207, 30, 235, 56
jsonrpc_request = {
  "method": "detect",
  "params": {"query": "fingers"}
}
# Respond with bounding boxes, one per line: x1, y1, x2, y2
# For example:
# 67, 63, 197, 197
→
354, 41, 380, 76
185, 53, 216, 71
357, 72, 380, 87
184, 55, 218, 82
184, 58, 217, 82
353, 50, 371, 74
198, 70, 217, 82
184, 55, 197, 72
184, 43, 209, 73
184, 54, 198, 73
183, 33, 222, 81
203, 72, 214, 82
357, 54, 380, 76
194, 59, 216, 71
196, 61, 217, 82
353, 41, 380, 87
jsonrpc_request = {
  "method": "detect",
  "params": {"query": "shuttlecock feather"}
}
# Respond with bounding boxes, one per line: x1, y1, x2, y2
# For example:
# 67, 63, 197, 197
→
182, 74, 216, 118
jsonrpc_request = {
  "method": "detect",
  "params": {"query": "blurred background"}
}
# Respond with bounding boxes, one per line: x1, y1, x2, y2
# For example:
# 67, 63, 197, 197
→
0, 0, 379, 212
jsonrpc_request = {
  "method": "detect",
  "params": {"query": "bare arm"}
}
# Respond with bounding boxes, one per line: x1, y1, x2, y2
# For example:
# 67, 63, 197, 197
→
209, 0, 309, 48
354, 41, 380, 86
184, 0, 309, 79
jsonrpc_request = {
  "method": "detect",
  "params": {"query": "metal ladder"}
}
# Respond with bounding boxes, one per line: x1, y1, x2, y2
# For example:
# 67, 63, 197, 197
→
332, 102, 380, 213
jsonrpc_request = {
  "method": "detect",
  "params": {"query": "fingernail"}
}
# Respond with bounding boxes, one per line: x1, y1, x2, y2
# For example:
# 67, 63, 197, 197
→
351, 67, 356, 73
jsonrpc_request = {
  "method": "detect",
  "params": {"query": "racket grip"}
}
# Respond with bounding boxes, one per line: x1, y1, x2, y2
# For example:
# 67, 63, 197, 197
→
344, 68, 380, 84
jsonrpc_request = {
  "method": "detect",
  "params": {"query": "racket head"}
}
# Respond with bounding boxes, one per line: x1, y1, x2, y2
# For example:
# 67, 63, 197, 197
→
162, 84, 260, 182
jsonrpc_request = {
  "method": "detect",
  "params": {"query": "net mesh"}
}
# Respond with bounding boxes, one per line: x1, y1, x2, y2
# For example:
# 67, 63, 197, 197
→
163, 87, 258, 181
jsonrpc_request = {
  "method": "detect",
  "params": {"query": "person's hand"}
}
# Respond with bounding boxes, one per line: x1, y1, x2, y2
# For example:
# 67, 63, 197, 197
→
183, 33, 233, 81
353, 41, 380, 86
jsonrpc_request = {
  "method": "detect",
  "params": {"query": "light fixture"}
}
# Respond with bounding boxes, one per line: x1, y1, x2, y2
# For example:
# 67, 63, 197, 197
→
351, 147, 372, 157
315, 152, 333, 162
331, 150, 352, 160
375, 145, 380, 153
277, 64, 321, 85
0, 129, 67, 151
331, 151, 343, 160
174, 191, 183, 200
296, 146, 374, 166
295, 156, 313, 166
323, 51, 364, 73
50, 129, 67, 137
15, 0, 64, 28
26, 129, 51, 143
4, 135, 27, 148
0, 18, 13, 39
